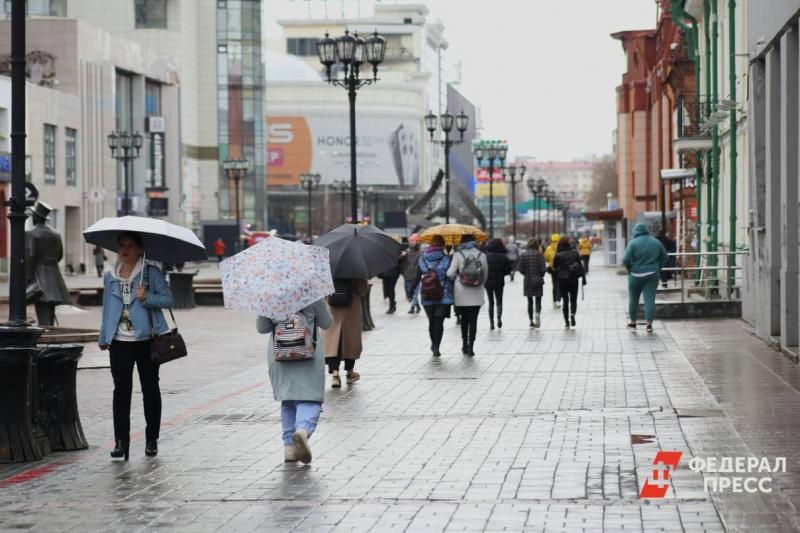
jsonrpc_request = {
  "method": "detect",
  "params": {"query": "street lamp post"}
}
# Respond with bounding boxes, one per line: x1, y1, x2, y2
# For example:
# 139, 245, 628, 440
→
108, 130, 144, 215
504, 164, 525, 241
332, 180, 347, 224
473, 141, 507, 237
223, 158, 250, 251
425, 110, 469, 223
546, 190, 557, 237
398, 193, 415, 234
299, 172, 321, 238
317, 30, 386, 224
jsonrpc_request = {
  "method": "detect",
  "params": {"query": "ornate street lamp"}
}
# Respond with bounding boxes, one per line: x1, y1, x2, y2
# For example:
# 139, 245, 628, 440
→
223, 158, 250, 251
473, 141, 507, 237
425, 109, 469, 223
299, 172, 322, 238
504, 164, 525, 241
108, 130, 144, 215
331, 180, 348, 224
317, 29, 385, 224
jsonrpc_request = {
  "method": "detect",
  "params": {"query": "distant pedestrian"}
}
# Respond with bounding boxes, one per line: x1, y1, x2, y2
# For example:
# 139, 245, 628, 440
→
656, 231, 677, 288
505, 237, 519, 282
543, 233, 561, 308
402, 233, 422, 314
93, 245, 106, 277
322, 278, 369, 387
414, 235, 454, 357
484, 238, 511, 330
447, 235, 488, 356
553, 236, 587, 329
379, 246, 402, 314
214, 238, 226, 262
518, 238, 547, 328
624, 223, 668, 332
578, 235, 593, 273
256, 299, 332, 464
98, 232, 173, 461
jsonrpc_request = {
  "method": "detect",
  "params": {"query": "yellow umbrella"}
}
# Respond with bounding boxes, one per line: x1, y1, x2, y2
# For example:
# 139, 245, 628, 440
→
419, 224, 489, 246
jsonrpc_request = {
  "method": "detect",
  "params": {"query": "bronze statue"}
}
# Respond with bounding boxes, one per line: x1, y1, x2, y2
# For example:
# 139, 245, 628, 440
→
25, 201, 71, 326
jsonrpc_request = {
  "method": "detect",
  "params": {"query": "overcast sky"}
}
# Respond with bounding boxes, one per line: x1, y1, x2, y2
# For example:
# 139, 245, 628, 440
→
265, 0, 659, 161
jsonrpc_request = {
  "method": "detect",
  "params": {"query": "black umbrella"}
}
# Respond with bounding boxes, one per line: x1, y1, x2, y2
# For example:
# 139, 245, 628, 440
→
315, 224, 400, 279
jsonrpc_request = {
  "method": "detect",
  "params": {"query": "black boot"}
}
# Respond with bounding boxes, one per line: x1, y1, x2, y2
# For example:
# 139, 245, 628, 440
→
387, 302, 396, 314
497, 308, 503, 329
461, 341, 468, 355
145, 439, 158, 456
110, 439, 129, 460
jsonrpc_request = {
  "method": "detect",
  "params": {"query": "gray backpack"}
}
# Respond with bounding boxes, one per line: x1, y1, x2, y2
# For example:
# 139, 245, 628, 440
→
459, 251, 483, 287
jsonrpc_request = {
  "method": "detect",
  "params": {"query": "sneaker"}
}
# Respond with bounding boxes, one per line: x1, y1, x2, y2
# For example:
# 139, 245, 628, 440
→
331, 371, 341, 389
646, 322, 654, 333
284, 445, 299, 462
292, 429, 312, 464
346, 371, 361, 384
627, 322, 637, 329
466, 344, 475, 357
489, 321, 495, 331
529, 320, 535, 328
570, 315, 576, 327
534, 314, 541, 328
565, 322, 570, 329
407, 306, 415, 314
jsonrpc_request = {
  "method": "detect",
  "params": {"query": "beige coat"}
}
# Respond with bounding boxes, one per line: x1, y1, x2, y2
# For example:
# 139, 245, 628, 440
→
322, 279, 368, 359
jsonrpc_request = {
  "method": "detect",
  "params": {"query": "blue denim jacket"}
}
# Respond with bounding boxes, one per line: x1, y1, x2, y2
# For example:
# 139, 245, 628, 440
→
98, 264, 173, 346
417, 249, 454, 306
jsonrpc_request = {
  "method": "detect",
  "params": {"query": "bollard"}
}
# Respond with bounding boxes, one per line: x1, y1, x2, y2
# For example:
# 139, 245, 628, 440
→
35, 345, 88, 451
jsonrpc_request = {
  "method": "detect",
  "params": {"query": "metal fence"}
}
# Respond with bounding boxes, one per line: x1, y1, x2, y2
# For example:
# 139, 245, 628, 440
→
661, 251, 749, 303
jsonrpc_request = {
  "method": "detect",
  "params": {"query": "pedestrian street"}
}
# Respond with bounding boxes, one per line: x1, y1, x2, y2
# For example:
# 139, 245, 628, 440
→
1, 261, 800, 532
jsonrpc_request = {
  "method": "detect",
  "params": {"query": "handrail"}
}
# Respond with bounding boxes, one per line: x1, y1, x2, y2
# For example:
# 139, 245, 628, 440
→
659, 250, 744, 303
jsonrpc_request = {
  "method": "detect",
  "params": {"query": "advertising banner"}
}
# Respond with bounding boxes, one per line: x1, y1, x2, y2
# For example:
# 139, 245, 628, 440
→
267, 115, 421, 187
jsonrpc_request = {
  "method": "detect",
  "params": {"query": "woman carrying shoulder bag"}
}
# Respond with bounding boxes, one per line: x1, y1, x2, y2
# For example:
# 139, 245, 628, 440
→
553, 236, 587, 329
98, 232, 173, 460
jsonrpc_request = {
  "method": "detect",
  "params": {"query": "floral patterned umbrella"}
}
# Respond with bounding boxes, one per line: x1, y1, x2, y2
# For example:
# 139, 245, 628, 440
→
220, 237, 334, 320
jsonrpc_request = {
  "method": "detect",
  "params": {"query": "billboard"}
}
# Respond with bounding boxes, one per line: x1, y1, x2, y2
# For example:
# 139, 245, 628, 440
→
267, 115, 421, 187
447, 86, 478, 191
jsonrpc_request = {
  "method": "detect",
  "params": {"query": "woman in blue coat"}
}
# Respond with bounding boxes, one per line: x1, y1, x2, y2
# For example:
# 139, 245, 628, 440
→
413, 235, 454, 357
98, 232, 173, 460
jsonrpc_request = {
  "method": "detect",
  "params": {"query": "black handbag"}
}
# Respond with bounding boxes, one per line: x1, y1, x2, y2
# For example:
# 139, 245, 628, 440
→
149, 308, 187, 365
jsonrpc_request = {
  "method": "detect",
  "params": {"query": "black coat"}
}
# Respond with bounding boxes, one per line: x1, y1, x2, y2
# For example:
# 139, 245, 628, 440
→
553, 249, 586, 283
484, 251, 511, 290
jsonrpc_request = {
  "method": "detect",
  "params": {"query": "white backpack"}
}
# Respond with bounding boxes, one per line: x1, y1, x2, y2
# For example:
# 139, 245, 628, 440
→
273, 313, 316, 362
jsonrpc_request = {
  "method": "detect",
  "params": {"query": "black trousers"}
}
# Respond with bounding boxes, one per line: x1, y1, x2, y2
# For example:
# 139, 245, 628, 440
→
558, 280, 579, 322
526, 296, 542, 320
382, 276, 399, 305
457, 306, 481, 345
550, 271, 561, 302
34, 302, 56, 327
581, 255, 590, 274
326, 357, 355, 373
485, 286, 504, 323
109, 340, 161, 441
423, 305, 446, 349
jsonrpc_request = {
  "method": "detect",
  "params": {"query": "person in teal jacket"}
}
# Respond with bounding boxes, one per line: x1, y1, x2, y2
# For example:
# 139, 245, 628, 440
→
623, 223, 668, 332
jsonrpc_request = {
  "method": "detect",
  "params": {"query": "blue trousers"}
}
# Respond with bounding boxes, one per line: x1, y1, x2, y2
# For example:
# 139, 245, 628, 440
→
628, 273, 659, 322
281, 401, 322, 445
404, 278, 419, 306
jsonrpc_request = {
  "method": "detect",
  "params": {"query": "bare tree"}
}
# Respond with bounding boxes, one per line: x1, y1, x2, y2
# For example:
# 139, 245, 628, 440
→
586, 155, 617, 210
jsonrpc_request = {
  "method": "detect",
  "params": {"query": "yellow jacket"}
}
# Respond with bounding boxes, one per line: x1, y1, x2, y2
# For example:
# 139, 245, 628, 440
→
579, 238, 593, 256
543, 234, 560, 267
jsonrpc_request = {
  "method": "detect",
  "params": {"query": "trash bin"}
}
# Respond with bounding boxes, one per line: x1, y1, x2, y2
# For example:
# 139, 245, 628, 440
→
35, 345, 88, 452
169, 271, 198, 309
0, 346, 42, 463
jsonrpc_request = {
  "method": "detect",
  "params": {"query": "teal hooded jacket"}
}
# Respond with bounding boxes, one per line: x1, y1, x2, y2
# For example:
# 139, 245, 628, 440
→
623, 223, 669, 275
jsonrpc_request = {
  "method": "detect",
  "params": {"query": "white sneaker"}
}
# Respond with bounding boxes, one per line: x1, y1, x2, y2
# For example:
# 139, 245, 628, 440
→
534, 314, 541, 328
284, 445, 298, 462
292, 429, 312, 464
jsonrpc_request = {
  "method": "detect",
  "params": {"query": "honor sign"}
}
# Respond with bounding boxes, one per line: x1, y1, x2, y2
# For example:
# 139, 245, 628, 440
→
266, 115, 421, 187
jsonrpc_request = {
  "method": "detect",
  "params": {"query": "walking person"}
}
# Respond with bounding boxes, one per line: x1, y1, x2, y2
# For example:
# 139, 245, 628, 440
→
414, 235, 454, 356
578, 235, 593, 274
93, 245, 106, 277
402, 233, 422, 314
379, 248, 402, 314
506, 237, 520, 282
447, 235, 488, 356
518, 238, 547, 328
624, 223, 669, 332
322, 278, 369, 387
484, 238, 511, 330
553, 237, 587, 329
256, 299, 332, 464
543, 233, 561, 308
214, 237, 226, 263
98, 232, 173, 460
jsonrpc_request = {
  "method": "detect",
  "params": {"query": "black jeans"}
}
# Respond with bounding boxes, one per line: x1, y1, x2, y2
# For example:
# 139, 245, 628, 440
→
423, 305, 446, 349
558, 280, 579, 322
526, 296, 542, 320
457, 306, 481, 346
485, 286, 504, 324
382, 276, 399, 305
550, 271, 561, 303
581, 255, 590, 274
109, 340, 160, 441
326, 357, 355, 373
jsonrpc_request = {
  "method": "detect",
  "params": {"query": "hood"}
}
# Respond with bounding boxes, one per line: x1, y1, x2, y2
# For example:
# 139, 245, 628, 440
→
633, 223, 650, 237
458, 241, 478, 252
424, 247, 445, 261
550, 233, 561, 243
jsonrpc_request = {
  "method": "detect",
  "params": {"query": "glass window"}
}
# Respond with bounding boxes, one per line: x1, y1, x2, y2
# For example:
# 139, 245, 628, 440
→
115, 71, 133, 131
13, 0, 66, 16
65, 128, 77, 186
44, 124, 56, 184
135, 0, 167, 29
145, 81, 161, 116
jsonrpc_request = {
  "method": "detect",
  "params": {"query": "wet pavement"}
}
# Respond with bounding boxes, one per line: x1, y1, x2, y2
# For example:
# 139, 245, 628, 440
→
2, 258, 800, 532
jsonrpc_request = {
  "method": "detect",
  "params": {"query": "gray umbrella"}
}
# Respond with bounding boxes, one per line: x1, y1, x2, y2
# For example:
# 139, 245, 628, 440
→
314, 224, 400, 279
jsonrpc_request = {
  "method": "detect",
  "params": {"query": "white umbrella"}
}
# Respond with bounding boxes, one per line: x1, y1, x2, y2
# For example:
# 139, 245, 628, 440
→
220, 237, 334, 320
83, 216, 207, 263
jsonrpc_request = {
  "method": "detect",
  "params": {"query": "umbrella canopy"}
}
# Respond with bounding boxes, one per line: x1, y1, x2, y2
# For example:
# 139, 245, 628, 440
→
220, 237, 334, 320
83, 216, 207, 263
419, 224, 489, 247
314, 224, 400, 279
